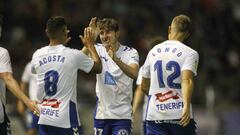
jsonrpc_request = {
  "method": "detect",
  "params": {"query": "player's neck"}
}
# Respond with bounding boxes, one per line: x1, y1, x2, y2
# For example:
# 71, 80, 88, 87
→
49, 39, 64, 46
168, 33, 185, 42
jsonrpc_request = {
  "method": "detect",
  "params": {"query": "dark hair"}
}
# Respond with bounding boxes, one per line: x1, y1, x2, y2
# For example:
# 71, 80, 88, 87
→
172, 14, 191, 33
97, 18, 119, 32
46, 16, 66, 39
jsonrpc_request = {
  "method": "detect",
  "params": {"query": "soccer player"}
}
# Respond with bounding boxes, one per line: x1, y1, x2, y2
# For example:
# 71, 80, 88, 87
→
17, 62, 39, 135
141, 14, 199, 135
0, 15, 39, 135
133, 37, 164, 135
31, 16, 102, 135
83, 18, 139, 135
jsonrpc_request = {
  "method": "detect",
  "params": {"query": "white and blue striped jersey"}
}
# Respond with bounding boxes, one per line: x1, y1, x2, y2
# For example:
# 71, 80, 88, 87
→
0, 47, 12, 123
31, 44, 94, 128
141, 40, 199, 121
94, 43, 139, 120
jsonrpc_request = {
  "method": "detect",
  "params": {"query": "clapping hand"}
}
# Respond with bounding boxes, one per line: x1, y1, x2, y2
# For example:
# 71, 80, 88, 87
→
79, 27, 95, 49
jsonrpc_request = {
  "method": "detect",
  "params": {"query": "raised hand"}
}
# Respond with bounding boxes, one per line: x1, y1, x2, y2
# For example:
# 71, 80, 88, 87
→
64, 30, 71, 45
88, 17, 100, 41
79, 27, 95, 48
107, 46, 120, 62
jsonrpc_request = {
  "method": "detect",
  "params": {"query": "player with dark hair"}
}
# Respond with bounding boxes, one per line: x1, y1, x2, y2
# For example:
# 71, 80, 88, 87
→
31, 16, 102, 135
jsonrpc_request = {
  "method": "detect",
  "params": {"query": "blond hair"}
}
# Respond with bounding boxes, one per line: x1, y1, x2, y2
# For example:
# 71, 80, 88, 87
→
171, 14, 191, 33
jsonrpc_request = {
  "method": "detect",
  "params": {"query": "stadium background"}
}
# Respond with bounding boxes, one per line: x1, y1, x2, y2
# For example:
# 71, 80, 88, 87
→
1, 0, 240, 134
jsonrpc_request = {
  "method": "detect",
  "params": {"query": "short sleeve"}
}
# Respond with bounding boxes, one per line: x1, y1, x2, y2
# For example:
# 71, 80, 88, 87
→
21, 63, 32, 83
0, 48, 12, 73
136, 67, 142, 85
141, 52, 151, 78
128, 49, 139, 65
73, 49, 94, 73
181, 51, 199, 76
31, 51, 38, 74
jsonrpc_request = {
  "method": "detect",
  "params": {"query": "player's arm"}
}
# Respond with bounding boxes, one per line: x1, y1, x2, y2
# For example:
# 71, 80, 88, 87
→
141, 77, 150, 95
17, 81, 28, 116
81, 47, 89, 55
112, 56, 139, 79
80, 27, 102, 73
81, 17, 99, 56
133, 85, 144, 114
0, 72, 40, 116
179, 70, 194, 127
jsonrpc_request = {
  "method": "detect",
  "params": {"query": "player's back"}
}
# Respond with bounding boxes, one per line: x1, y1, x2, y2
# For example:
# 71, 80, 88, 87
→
148, 40, 197, 93
143, 40, 198, 120
31, 44, 93, 128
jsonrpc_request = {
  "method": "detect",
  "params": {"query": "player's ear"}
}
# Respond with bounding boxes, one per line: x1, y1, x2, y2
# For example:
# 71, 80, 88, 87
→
168, 26, 171, 34
116, 31, 120, 38
45, 29, 50, 37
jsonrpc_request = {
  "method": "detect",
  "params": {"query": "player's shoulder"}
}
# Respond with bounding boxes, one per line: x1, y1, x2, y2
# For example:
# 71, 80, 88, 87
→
120, 44, 138, 53
180, 42, 198, 56
26, 62, 32, 68
0, 46, 9, 54
32, 46, 48, 57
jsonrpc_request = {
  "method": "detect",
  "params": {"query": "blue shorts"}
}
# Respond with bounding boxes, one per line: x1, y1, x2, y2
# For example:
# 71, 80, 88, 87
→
39, 125, 83, 135
142, 121, 147, 135
0, 104, 11, 135
94, 119, 132, 135
26, 110, 39, 129
146, 119, 197, 135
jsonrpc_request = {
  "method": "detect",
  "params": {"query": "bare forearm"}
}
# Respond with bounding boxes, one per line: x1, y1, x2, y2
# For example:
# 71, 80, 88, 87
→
133, 85, 144, 112
88, 46, 102, 73
81, 47, 89, 55
181, 79, 194, 107
141, 77, 150, 95
113, 58, 139, 79
4, 74, 30, 104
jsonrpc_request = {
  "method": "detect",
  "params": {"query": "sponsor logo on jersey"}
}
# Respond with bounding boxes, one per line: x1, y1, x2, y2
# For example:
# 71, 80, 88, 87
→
155, 101, 183, 111
41, 99, 61, 108
40, 99, 61, 117
155, 90, 179, 102
154, 91, 183, 111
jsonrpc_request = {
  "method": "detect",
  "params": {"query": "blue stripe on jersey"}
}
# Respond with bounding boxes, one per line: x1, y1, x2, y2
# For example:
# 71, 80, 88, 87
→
145, 95, 151, 120
94, 97, 99, 118
69, 101, 79, 127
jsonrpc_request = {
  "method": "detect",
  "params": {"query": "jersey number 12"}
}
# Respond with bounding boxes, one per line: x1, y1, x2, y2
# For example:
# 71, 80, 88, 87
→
154, 60, 181, 89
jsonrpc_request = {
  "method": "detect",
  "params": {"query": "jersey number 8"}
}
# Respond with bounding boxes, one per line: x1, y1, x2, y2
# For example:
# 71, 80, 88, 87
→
44, 70, 59, 96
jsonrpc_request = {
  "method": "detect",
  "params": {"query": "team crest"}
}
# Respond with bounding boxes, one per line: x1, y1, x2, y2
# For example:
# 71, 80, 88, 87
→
117, 129, 129, 135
